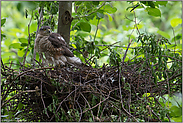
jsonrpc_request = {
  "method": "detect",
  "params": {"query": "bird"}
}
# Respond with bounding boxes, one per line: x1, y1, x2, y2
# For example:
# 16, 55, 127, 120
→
35, 26, 83, 67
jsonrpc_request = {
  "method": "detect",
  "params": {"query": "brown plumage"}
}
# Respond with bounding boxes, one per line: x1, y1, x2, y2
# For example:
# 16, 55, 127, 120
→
35, 26, 83, 66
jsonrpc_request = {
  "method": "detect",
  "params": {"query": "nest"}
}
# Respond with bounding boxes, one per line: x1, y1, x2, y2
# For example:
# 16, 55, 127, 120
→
1, 55, 182, 122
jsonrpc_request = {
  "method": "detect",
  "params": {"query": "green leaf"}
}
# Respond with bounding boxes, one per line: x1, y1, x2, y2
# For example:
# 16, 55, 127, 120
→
21, 43, 28, 47
18, 103, 23, 110
76, 31, 91, 37
75, 1, 82, 5
105, 12, 113, 22
1, 19, 6, 26
146, 7, 161, 17
10, 28, 23, 33
170, 106, 182, 117
157, 30, 170, 39
10, 43, 21, 49
171, 116, 182, 122
17, 3, 23, 12
19, 38, 27, 43
80, 22, 91, 32
148, 1, 155, 8
18, 49, 25, 57
170, 18, 182, 27
89, 16, 98, 25
104, 4, 117, 14
1, 34, 6, 41
92, 1, 99, 5
156, 1, 168, 6
50, 5, 58, 14
140, 1, 148, 5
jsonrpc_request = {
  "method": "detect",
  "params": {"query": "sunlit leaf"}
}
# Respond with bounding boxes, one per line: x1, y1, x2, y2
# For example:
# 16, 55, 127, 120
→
157, 30, 170, 39
18, 49, 25, 57
171, 116, 182, 122
103, 4, 117, 14
105, 12, 113, 21
10, 28, 23, 33
71, 44, 76, 49
76, 31, 91, 37
170, 18, 182, 27
134, 23, 144, 29
1, 52, 15, 59
10, 43, 21, 49
89, 16, 98, 25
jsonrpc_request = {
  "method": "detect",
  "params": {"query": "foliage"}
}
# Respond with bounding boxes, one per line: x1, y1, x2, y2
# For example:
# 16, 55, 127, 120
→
159, 93, 182, 122
1, 1, 182, 122
127, 1, 168, 17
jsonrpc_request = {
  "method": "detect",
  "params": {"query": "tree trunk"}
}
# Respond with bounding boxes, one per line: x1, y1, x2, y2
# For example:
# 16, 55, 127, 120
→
57, 1, 72, 45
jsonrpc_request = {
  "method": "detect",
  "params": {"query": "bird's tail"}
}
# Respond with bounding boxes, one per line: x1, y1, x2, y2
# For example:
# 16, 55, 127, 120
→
66, 56, 83, 66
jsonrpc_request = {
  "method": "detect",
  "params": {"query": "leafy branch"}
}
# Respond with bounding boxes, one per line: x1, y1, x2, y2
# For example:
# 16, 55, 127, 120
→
73, 2, 106, 20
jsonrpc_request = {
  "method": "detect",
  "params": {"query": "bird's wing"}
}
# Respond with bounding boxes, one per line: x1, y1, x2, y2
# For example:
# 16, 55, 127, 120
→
48, 33, 67, 48
62, 46, 74, 57
48, 33, 74, 57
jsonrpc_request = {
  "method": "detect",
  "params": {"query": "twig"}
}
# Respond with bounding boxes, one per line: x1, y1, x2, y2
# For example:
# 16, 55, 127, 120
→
171, 27, 176, 54
1, 89, 39, 108
165, 69, 170, 109
76, 100, 82, 122
122, 39, 132, 64
80, 92, 95, 121
49, 87, 79, 121
13, 67, 54, 81
96, 44, 136, 48
133, 12, 141, 35
88, 41, 121, 62
33, 7, 43, 68
93, 19, 100, 42
22, 74, 52, 86
118, 61, 138, 122
1, 66, 54, 102
81, 91, 110, 114
41, 80, 50, 118
151, 109, 162, 122
23, 11, 33, 66
34, 58, 44, 67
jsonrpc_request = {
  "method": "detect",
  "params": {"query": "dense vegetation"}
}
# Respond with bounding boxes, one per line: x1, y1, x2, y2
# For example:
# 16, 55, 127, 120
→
1, 1, 182, 122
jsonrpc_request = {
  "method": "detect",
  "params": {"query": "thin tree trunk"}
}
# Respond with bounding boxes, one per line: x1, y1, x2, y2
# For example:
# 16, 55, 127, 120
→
57, 1, 72, 45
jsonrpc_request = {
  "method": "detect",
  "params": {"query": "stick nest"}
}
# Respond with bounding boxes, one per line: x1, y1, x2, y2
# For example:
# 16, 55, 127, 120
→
1, 57, 182, 122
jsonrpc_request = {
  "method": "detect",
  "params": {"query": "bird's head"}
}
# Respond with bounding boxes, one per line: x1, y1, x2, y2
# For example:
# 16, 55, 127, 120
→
38, 26, 51, 36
